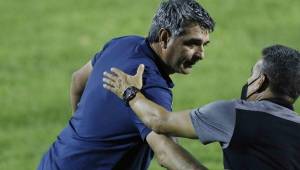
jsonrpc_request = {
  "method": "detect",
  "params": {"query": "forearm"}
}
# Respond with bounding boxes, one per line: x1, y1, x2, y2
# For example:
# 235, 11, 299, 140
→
129, 92, 170, 133
147, 133, 207, 170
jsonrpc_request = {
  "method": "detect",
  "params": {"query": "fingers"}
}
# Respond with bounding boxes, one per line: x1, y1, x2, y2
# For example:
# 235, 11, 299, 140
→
136, 64, 145, 78
103, 83, 114, 91
102, 77, 115, 87
102, 72, 119, 97
111, 67, 125, 77
103, 71, 117, 90
102, 71, 123, 98
103, 71, 117, 82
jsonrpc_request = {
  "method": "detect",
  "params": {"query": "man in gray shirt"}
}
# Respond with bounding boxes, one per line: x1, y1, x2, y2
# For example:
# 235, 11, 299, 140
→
103, 44, 300, 169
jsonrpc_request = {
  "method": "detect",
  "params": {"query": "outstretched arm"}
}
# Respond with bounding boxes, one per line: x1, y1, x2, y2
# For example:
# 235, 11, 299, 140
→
102, 64, 197, 138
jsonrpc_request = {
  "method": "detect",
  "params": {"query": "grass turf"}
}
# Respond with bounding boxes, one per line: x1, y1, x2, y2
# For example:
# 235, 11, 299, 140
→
0, 0, 299, 169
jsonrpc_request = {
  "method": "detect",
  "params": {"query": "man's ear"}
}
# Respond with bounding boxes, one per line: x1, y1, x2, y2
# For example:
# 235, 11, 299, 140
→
158, 28, 170, 49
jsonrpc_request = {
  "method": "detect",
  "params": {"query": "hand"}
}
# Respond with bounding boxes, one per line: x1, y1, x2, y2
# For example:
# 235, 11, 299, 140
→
103, 64, 145, 99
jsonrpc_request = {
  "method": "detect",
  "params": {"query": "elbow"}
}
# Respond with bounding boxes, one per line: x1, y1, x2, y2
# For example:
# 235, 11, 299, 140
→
189, 164, 208, 170
148, 109, 169, 135
155, 149, 168, 168
157, 151, 208, 170
150, 118, 165, 134
71, 71, 80, 84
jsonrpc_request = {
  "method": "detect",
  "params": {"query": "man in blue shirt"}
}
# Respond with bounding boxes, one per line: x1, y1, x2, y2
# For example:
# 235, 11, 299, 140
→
38, 0, 215, 169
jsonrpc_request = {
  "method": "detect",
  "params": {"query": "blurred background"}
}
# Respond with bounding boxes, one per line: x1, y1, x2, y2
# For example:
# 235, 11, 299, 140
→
0, 0, 299, 169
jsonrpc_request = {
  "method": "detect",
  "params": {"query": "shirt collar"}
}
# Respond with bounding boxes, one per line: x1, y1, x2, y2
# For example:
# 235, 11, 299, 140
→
261, 98, 294, 111
139, 38, 174, 88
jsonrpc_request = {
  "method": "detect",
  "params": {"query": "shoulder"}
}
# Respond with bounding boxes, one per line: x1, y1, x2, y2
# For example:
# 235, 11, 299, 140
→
109, 35, 144, 45
96, 35, 144, 51
195, 100, 237, 114
236, 100, 300, 123
190, 100, 238, 145
190, 100, 237, 125
124, 62, 169, 89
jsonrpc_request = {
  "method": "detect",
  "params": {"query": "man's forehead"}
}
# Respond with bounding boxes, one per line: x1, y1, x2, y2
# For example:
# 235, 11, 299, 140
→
181, 25, 209, 41
186, 26, 208, 35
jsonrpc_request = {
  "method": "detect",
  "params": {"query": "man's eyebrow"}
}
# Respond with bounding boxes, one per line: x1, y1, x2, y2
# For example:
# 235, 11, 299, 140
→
188, 38, 202, 43
184, 38, 209, 45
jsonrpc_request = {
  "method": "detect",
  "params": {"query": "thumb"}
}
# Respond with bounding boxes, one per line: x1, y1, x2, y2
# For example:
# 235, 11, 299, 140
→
136, 64, 145, 78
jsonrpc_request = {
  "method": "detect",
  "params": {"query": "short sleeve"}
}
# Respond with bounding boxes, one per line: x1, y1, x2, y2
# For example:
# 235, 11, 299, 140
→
91, 40, 114, 66
128, 66, 173, 141
91, 52, 101, 66
190, 100, 236, 148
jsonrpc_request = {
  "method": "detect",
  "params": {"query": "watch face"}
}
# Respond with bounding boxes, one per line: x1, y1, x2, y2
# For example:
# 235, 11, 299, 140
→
126, 88, 135, 98
123, 86, 139, 105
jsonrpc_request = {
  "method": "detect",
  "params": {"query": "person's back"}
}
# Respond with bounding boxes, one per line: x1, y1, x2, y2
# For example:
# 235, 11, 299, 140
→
38, 36, 174, 170
222, 99, 300, 170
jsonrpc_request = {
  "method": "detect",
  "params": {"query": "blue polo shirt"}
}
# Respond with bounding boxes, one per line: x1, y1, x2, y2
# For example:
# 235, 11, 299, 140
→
38, 36, 174, 170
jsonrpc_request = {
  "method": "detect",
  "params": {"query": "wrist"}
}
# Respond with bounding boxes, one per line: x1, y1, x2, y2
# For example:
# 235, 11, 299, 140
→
122, 86, 140, 106
128, 91, 143, 105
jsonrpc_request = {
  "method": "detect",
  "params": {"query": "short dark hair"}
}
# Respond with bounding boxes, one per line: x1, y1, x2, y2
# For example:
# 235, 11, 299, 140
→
148, 0, 215, 43
261, 45, 300, 99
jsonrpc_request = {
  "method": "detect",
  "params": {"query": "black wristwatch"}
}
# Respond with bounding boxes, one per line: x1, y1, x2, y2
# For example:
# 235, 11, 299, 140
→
123, 86, 140, 106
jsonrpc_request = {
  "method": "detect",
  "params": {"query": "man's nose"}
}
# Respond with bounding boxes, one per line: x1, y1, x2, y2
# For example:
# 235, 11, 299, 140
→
194, 51, 204, 60
195, 45, 204, 60
193, 53, 204, 61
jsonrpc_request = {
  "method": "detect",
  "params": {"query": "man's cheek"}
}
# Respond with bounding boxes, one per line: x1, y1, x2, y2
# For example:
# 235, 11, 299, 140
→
183, 49, 194, 59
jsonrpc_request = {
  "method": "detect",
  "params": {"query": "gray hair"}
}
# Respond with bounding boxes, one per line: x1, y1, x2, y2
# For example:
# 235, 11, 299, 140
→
148, 0, 215, 43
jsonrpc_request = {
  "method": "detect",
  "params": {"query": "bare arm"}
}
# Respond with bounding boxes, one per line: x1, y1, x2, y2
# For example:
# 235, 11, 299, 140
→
70, 60, 92, 112
102, 64, 197, 138
146, 132, 208, 170
129, 92, 197, 138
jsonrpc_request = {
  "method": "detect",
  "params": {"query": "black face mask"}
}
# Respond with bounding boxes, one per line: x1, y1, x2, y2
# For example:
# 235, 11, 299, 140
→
240, 83, 248, 100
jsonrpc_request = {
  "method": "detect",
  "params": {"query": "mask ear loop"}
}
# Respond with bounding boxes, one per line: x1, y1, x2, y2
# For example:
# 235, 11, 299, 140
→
257, 74, 269, 93
246, 74, 263, 99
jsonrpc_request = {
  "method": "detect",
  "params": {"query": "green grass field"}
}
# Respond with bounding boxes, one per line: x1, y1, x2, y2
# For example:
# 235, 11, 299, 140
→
1, 0, 299, 169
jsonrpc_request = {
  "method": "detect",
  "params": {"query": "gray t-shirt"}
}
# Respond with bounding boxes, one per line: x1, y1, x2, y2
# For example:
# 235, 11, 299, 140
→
190, 99, 300, 148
